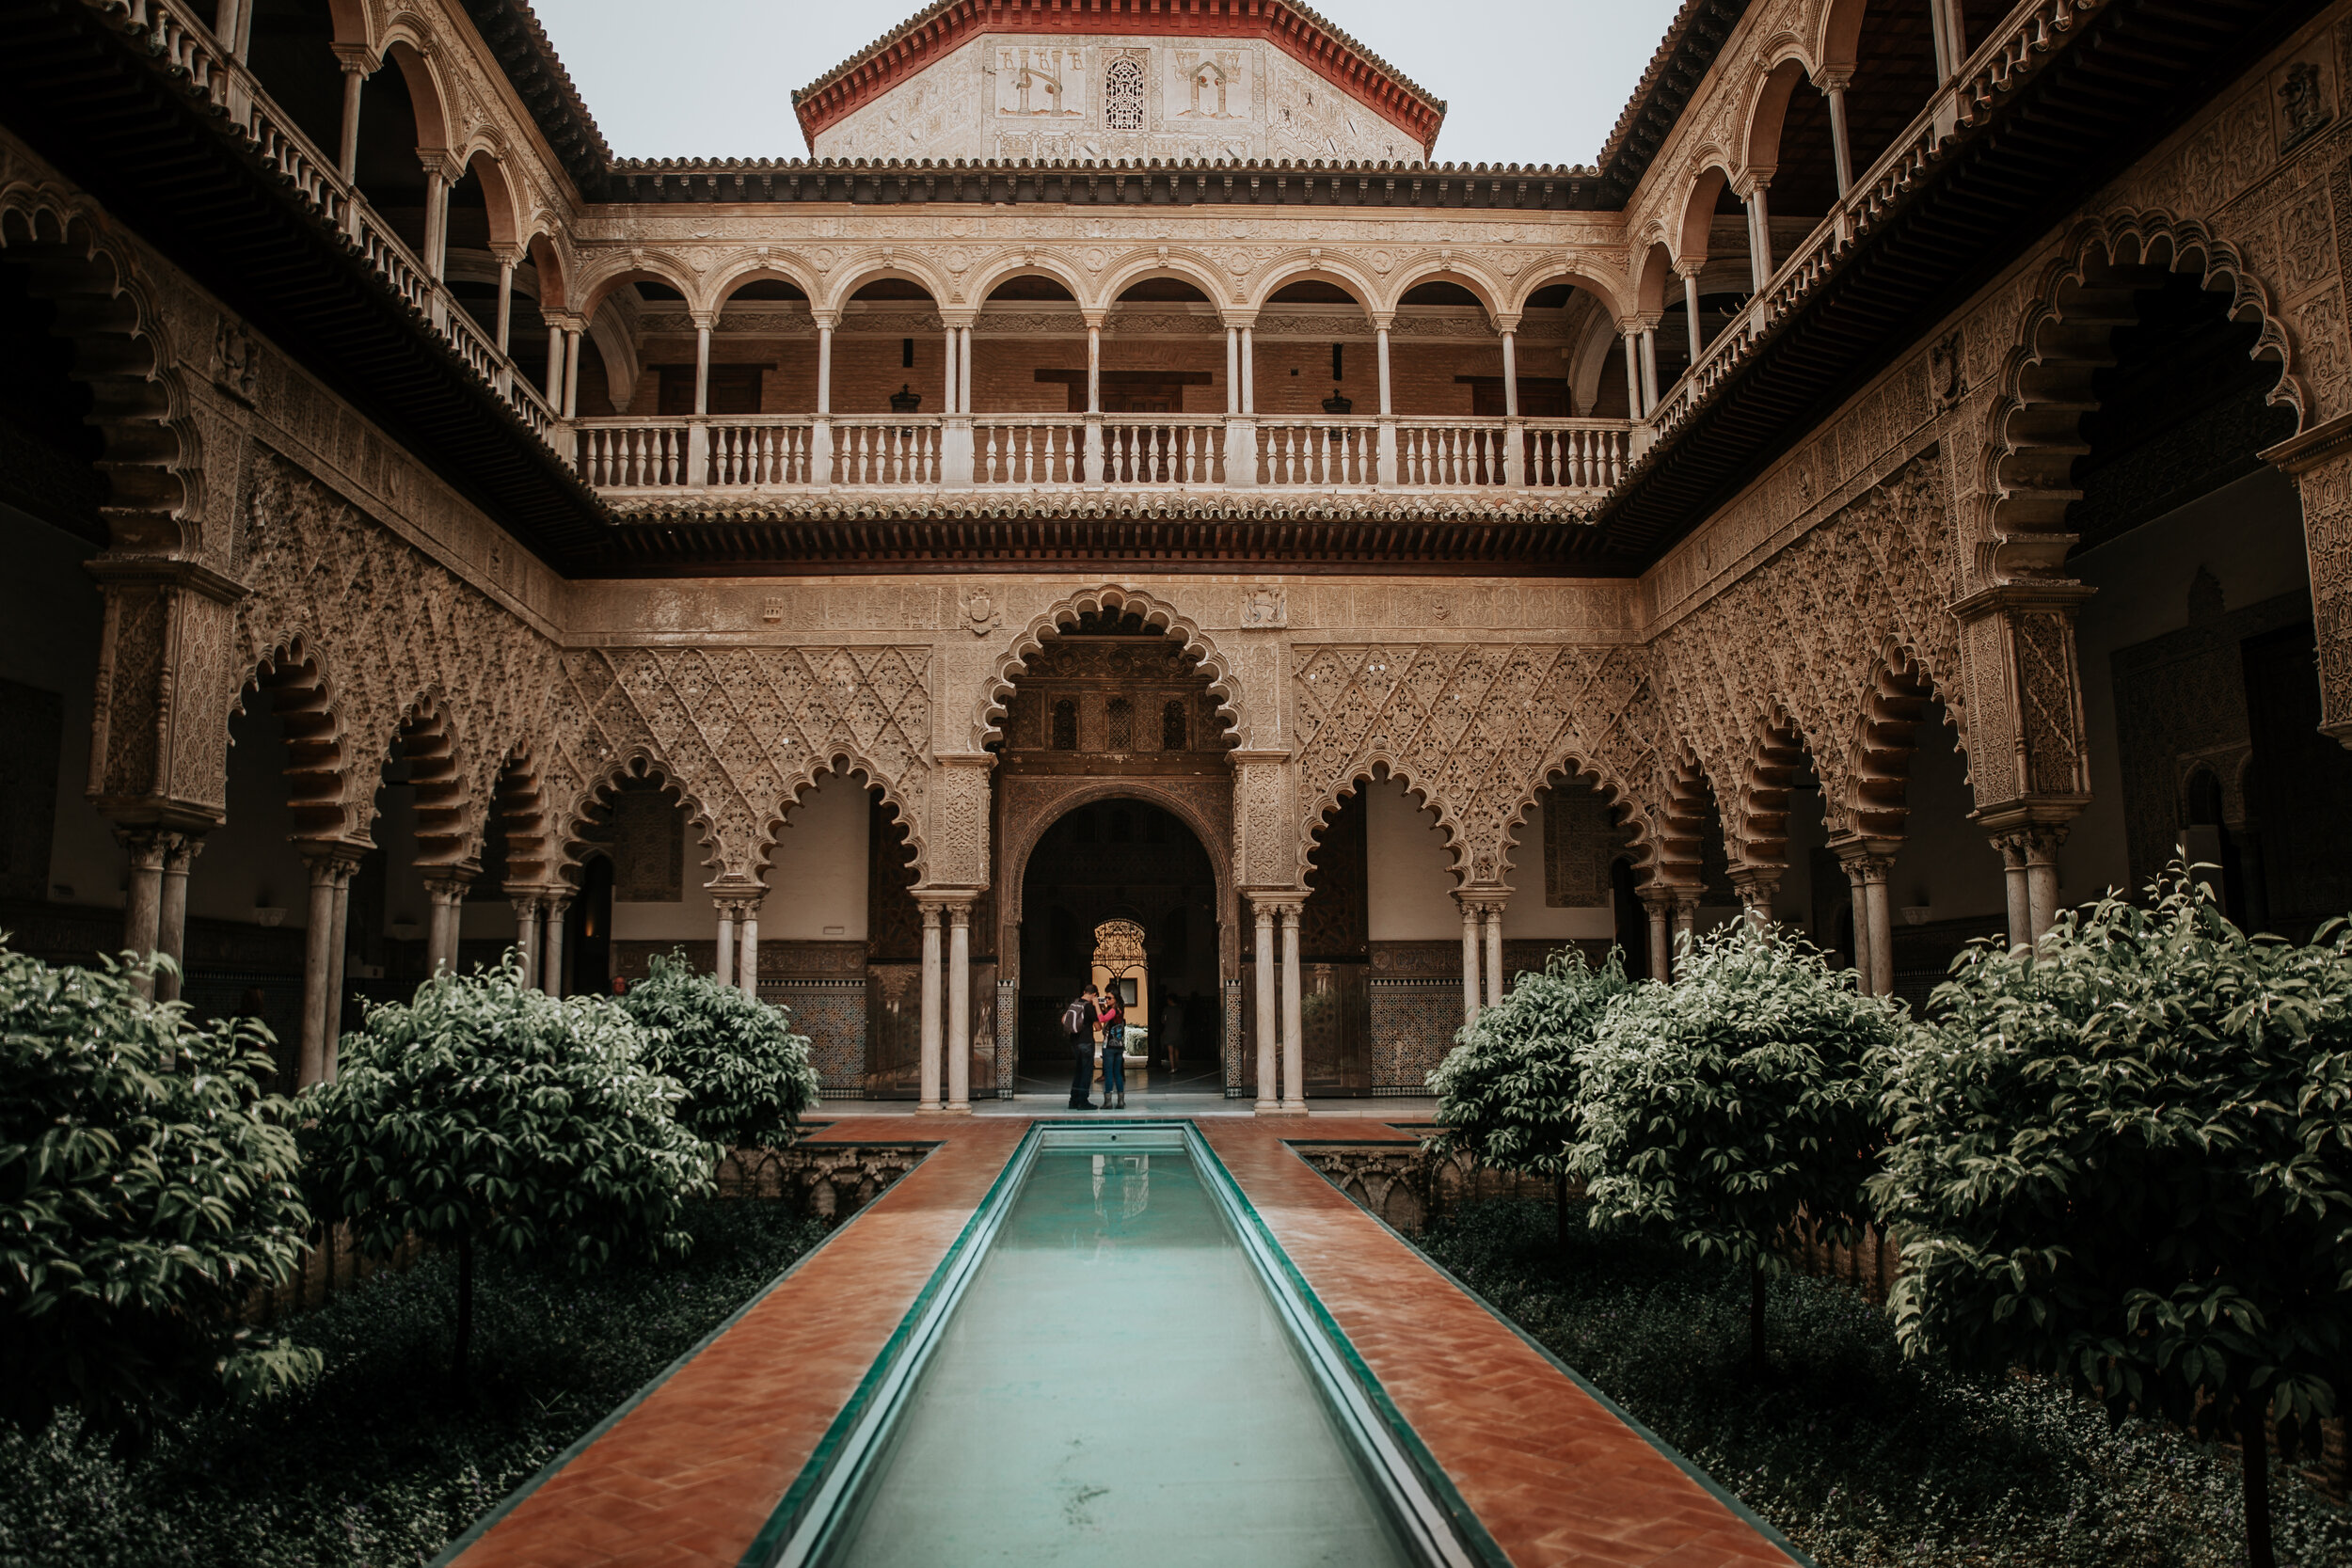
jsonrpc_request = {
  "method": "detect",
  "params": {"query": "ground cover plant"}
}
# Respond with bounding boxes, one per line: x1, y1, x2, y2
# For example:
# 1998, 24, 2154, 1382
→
1418, 1196, 2352, 1568
614, 950, 821, 1150
0, 942, 316, 1439
301, 962, 716, 1385
1871, 872, 2352, 1568
0, 1197, 829, 1568
1428, 946, 1630, 1243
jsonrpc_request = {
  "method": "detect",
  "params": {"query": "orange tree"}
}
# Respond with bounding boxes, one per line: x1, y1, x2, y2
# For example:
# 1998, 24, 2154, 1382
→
614, 951, 820, 1151
300, 962, 713, 1387
1428, 947, 1631, 1243
0, 943, 315, 1437
1869, 872, 2352, 1568
1567, 926, 1898, 1369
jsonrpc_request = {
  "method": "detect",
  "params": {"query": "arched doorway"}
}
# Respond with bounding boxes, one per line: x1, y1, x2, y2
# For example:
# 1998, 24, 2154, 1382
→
1012, 799, 1222, 1095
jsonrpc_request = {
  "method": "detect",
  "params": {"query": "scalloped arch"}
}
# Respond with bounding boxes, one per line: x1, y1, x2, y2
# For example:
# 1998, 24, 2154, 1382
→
975, 584, 1250, 752
1298, 758, 1467, 889
229, 634, 358, 845
553, 750, 724, 889
748, 748, 929, 889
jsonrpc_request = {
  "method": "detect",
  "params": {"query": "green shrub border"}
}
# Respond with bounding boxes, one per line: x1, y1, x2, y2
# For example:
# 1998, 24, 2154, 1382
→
1294, 1134, 1821, 1568
421, 1143, 942, 1568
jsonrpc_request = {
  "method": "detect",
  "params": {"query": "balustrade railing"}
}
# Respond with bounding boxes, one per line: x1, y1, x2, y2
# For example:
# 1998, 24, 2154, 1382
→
577, 413, 1627, 498
87, 0, 567, 457
1642, 0, 2101, 440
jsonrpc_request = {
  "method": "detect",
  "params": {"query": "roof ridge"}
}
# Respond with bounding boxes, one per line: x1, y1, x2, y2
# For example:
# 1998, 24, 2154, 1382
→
792, 0, 1447, 112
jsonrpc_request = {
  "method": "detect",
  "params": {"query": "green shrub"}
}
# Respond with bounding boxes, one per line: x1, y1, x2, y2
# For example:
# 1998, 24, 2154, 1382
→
1870, 869, 2352, 1568
0, 941, 317, 1437
614, 950, 820, 1149
1429, 946, 1631, 1227
299, 961, 715, 1384
1569, 925, 1899, 1366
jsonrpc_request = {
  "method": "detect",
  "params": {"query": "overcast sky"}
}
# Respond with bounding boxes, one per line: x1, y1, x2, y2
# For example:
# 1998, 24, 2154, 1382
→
528, 0, 1682, 167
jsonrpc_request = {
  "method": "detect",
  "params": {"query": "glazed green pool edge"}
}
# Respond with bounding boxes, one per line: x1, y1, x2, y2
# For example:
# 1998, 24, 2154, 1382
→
816, 1144, 1418, 1568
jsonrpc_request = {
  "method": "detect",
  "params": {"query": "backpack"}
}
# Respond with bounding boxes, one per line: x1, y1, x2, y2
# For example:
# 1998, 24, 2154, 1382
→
1062, 998, 1092, 1037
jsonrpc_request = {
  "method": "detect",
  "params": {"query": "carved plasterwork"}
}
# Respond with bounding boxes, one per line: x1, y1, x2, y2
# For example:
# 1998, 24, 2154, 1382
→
977, 583, 1251, 752
1292, 642, 1660, 889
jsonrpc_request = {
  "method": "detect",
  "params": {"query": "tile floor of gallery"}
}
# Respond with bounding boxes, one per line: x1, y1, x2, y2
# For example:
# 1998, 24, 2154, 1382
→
441, 1114, 1799, 1568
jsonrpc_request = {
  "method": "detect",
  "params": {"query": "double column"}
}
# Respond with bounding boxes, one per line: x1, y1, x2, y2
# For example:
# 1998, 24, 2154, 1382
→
543, 312, 585, 420
915, 893, 978, 1114
1247, 892, 1306, 1115
421, 867, 474, 976
940, 313, 976, 486
1223, 316, 1257, 486
1984, 817, 2071, 955
116, 825, 205, 1002
1831, 841, 1898, 997
712, 892, 763, 998
508, 889, 574, 997
1454, 890, 1509, 1023
298, 845, 366, 1086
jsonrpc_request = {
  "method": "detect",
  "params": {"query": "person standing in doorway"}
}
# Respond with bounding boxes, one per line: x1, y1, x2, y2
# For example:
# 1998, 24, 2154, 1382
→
1157, 988, 1184, 1080
1065, 983, 1100, 1110
1098, 987, 1127, 1109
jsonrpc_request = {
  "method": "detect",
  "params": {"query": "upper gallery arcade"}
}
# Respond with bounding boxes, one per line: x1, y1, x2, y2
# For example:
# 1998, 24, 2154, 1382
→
5, 0, 2351, 1113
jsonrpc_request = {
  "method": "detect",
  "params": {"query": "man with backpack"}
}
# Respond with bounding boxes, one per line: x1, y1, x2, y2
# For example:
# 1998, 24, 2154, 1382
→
1064, 983, 1101, 1110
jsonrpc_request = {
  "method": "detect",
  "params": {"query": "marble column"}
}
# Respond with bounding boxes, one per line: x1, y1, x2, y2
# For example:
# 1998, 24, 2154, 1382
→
1279, 904, 1305, 1114
297, 849, 343, 1086
1671, 895, 1699, 979
1988, 821, 2069, 949
1457, 895, 1481, 1023
1681, 270, 1704, 363
1482, 904, 1505, 1008
1729, 867, 1780, 930
323, 868, 355, 1078
1840, 855, 1875, 994
1832, 847, 1898, 998
155, 833, 200, 1003
1639, 886, 1674, 983
946, 902, 972, 1112
918, 901, 944, 1113
1251, 898, 1278, 1114
512, 895, 543, 991
1823, 77, 1854, 196
714, 900, 737, 989
543, 897, 570, 999
118, 828, 168, 995
423, 869, 470, 975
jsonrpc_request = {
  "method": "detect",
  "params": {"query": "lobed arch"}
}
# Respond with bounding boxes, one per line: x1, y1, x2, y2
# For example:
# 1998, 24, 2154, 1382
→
818, 254, 954, 318
750, 748, 929, 891
0, 185, 199, 555
705, 254, 823, 311
380, 693, 472, 867
492, 743, 558, 890
230, 636, 356, 846
574, 256, 697, 323
1726, 705, 1812, 873
1836, 642, 1944, 844
1300, 760, 1467, 891
1982, 212, 2301, 578
1496, 753, 1658, 891
976, 584, 1248, 753
551, 751, 720, 890
1650, 747, 1719, 895
1247, 254, 1381, 317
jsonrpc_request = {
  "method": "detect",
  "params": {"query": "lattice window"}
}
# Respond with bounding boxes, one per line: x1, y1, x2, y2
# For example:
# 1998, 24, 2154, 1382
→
1106, 697, 1133, 749
1051, 698, 1078, 750
1162, 698, 1187, 751
1104, 56, 1145, 130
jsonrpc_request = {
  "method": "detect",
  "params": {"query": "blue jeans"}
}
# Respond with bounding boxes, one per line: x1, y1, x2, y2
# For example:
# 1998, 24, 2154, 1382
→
1101, 1028, 1126, 1098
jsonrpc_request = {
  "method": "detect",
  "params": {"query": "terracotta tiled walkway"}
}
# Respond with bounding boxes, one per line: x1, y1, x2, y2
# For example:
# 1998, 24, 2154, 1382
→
445, 1117, 1796, 1568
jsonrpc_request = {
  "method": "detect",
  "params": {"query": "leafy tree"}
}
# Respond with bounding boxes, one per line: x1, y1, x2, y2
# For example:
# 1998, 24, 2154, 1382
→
1428, 946, 1631, 1243
1568, 925, 1896, 1369
0, 942, 317, 1436
1869, 870, 2352, 1568
300, 962, 715, 1386
614, 950, 820, 1150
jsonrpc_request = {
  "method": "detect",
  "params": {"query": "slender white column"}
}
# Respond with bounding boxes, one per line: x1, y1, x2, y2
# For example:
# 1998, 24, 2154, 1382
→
1623, 329, 1643, 415
1483, 906, 1504, 1007
1459, 898, 1481, 1024
1279, 906, 1305, 1114
918, 903, 943, 1113
512, 896, 542, 990
324, 871, 354, 1077
1642, 891, 1672, 983
155, 834, 199, 1004
739, 909, 760, 999
1501, 330, 1518, 419
116, 831, 166, 998
1929, 0, 1957, 80
1683, 272, 1704, 362
1375, 325, 1392, 415
421, 167, 449, 280
1639, 327, 1660, 413
543, 898, 569, 1000
1240, 326, 1255, 413
1747, 182, 1774, 289
494, 258, 514, 355
1842, 859, 1874, 993
1226, 326, 1240, 411
564, 330, 582, 419
693, 324, 712, 415
946, 904, 972, 1111
1671, 895, 1698, 981
1086, 325, 1101, 413
298, 853, 340, 1085
1997, 836, 2032, 954
1252, 901, 1278, 1114
958, 325, 973, 413
424, 871, 469, 975
816, 324, 834, 413
714, 902, 736, 989
1826, 83, 1854, 197
1863, 864, 1894, 999
336, 60, 365, 184
943, 324, 959, 413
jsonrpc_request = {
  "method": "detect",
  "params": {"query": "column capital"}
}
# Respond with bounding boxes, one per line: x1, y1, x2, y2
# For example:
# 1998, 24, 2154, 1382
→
298, 839, 370, 877
1979, 816, 2072, 866
1732, 168, 1772, 198
1368, 311, 1394, 332
1246, 888, 1308, 913
1220, 310, 1260, 330
809, 309, 842, 331
939, 309, 977, 330
415, 147, 463, 182
1726, 865, 1781, 904
1634, 882, 1678, 913
1452, 888, 1510, 912
1828, 834, 1901, 876
331, 41, 373, 72
688, 309, 720, 331
1081, 309, 1108, 331
1492, 312, 1522, 335
420, 865, 477, 902
1813, 67, 1853, 91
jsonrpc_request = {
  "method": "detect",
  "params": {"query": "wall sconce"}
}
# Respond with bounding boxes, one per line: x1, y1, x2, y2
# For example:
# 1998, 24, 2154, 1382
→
253, 905, 287, 927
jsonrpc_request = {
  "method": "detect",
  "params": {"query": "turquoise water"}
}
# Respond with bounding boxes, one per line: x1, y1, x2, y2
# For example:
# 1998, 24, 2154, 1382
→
822, 1148, 1418, 1567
